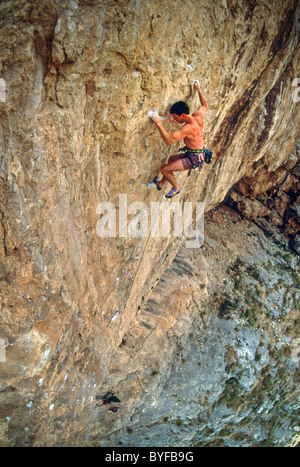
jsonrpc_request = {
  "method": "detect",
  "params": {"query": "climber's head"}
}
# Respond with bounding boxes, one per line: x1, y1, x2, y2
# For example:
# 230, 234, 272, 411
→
170, 101, 189, 116
170, 101, 190, 123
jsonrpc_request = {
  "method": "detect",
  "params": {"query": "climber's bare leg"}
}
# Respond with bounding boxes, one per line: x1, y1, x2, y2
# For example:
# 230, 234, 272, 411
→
159, 157, 186, 191
156, 154, 185, 189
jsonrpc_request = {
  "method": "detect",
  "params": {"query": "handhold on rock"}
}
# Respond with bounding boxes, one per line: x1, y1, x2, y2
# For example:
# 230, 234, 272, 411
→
147, 109, 158, 118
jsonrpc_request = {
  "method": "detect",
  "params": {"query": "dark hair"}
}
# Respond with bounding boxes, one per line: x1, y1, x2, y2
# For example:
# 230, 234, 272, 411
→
170, 101, 189, 116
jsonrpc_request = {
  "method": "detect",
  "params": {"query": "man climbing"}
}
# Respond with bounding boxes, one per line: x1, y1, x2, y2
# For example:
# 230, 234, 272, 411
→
150, 80, 208, 198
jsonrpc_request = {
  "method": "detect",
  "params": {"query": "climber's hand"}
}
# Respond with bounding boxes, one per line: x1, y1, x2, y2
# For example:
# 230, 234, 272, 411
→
193, 79, 200, 91
150, 111, 160, 124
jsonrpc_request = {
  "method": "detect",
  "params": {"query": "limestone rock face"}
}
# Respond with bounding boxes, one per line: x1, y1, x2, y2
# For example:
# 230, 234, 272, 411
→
229, 144, 300, 252
0, 0, 299, 446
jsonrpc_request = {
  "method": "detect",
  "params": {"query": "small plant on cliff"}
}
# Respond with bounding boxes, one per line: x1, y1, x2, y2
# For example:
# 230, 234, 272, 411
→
218, 377, 244, 408
246, 264, 261, 281
218, 294, 239, 320
227, 258, 246, 290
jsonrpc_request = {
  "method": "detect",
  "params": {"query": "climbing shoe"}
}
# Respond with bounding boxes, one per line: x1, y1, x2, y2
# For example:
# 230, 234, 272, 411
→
152, 176, 162, 191
165, 188, 180, 199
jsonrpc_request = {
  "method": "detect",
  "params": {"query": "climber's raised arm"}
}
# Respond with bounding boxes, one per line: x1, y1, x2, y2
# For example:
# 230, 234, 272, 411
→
150, 112, 189, 146
193, 80, 208, 116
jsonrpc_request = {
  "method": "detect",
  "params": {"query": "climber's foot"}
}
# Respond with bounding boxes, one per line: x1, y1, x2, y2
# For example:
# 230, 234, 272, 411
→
165, 188, 180, 199
152, 176, 162, 191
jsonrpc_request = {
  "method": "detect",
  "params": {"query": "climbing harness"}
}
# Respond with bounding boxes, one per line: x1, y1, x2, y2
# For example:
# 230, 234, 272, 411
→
178, 146, 213, 171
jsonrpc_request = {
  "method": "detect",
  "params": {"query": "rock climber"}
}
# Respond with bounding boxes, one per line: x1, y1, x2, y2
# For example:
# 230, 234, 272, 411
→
101, 392, 121, 405
150, 80, 208, 198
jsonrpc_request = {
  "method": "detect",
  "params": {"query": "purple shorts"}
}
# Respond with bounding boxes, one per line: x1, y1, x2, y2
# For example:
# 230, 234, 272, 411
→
181, 152, 204, 170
